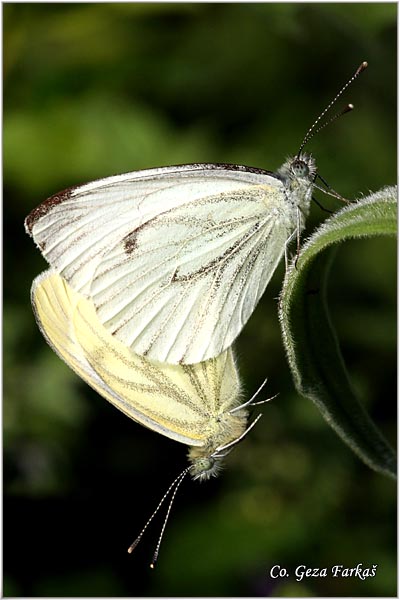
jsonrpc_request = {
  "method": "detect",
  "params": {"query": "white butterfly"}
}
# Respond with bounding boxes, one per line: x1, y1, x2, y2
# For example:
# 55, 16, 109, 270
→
25, 156, 316, 365
31, 269, 265, 482
25, 62, 367, 365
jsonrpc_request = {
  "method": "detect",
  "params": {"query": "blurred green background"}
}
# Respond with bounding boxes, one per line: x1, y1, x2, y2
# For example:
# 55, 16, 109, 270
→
4, 3, 396, 597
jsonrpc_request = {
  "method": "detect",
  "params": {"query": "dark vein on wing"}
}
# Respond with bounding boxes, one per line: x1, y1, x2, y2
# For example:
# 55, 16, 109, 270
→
180, 213, 272, 357
78, 302, 204, 417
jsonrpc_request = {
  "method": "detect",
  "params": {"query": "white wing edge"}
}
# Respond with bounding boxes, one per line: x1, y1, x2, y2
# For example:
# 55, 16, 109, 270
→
68, 163, 279, 195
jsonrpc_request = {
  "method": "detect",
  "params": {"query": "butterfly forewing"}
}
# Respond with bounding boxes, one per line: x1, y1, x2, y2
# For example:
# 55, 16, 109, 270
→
26, 165, 276, 290
90, 183, 290, 363
26, 164, 294, 364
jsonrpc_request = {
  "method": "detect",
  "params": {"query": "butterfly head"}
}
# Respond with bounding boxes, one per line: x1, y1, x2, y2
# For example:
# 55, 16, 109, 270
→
277, 152, 317, 184
187, 406, 251, 482
189, 455, 223, 482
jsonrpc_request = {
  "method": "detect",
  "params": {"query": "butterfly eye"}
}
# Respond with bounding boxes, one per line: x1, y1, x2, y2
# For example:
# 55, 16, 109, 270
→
291, 160, 309, 178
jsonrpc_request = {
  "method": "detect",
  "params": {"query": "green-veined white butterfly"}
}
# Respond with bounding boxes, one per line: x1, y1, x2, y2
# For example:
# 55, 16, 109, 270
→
31, 269, 270, 564
25, 62, 368, 365
31, 269, 266, 482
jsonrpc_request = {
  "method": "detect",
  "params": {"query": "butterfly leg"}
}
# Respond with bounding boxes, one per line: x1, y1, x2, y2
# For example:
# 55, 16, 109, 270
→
284, 228, 298, 270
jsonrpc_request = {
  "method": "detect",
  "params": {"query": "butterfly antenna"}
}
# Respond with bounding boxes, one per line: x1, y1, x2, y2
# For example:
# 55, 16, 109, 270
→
215, 413, 263, 455
127, 466, 191, 558
297, 61, 368, 156
251, 392, 279, 407
150, 469, 189, 569
309, 103, 354, 141
230, 378, 278, 414
229, 378, 268, 413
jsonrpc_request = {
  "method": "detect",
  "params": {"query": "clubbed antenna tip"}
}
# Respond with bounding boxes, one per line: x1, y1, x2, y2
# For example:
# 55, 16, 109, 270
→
127, 466, 190, 565
357, 61, 368, 74
297, 60, 368, 155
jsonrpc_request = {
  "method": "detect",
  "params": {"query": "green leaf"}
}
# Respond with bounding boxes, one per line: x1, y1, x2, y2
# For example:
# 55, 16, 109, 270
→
279, 186, 397, 478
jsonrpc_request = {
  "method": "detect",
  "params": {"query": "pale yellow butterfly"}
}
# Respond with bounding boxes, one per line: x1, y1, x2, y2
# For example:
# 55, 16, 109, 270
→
31, 269, 266, 482
31, 269, 270, 564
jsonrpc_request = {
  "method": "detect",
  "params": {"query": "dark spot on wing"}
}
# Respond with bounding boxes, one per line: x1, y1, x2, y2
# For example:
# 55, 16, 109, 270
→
25, 186, 76, 234
124, 232, 138, 255
123, 215, 161, 255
